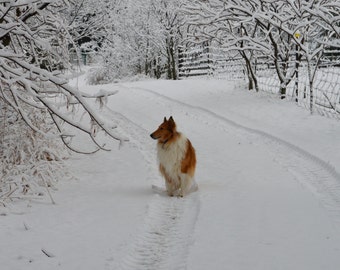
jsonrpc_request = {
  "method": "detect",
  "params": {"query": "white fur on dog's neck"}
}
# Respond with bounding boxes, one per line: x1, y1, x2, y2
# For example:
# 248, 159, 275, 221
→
157, 133, 187, 183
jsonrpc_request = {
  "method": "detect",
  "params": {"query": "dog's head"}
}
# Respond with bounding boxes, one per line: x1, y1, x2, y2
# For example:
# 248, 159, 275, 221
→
150, 116, 177, 143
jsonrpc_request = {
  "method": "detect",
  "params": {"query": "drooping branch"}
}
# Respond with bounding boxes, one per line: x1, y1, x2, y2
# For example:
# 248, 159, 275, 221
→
1, 0, 128, 154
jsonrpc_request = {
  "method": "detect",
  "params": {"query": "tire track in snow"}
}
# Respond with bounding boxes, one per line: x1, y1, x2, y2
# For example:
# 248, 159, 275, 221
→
101, 107, 200, 270
120, 194, 199, 270
126, 86, 340, 222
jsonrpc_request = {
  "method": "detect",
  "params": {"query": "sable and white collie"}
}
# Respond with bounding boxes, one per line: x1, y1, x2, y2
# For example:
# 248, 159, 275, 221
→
150, 116, 197, 197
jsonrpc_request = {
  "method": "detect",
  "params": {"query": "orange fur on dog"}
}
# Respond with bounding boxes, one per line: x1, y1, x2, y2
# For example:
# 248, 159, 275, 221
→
150, 116, 197, 197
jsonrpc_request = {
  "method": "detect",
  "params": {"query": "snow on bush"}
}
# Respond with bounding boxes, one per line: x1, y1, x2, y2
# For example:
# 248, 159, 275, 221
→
0, 1, 126, 209
0, 102, 68, 207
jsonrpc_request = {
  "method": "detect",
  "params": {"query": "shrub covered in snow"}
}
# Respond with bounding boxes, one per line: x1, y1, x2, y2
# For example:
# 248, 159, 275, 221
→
0, 103, 69, 207
0, 1, 126, 208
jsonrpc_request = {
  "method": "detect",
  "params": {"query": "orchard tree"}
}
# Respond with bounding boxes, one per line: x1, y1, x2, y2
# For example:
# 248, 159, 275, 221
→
184, 0, 340, 107
184, 0, 297, 95
283, 0, 340, 112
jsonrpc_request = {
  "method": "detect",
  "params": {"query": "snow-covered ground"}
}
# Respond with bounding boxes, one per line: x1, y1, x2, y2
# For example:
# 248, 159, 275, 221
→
1, 71, 340, 270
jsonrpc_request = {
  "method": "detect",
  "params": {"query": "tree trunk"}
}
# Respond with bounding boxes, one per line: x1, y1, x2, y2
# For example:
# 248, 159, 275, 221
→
242, 52, 258, 92
166, 35, 177, 80
280, 85, 287, 99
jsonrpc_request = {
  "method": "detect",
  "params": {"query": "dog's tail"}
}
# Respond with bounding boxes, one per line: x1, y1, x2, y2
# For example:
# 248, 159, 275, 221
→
189, 180, 199, 193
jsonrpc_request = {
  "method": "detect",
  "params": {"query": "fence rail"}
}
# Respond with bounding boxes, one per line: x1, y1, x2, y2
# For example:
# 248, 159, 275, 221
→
178, 46, 340, 119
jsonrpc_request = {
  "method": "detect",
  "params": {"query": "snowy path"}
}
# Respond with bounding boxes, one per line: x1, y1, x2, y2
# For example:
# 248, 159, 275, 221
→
101, 107, 200, 270
106, 82, 340, 270
2, 78, 340, 270
130, 86, 340, 220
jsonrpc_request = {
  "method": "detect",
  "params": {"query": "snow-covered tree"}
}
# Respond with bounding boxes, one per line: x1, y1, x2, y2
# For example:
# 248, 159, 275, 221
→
66, 0, 109, 45
0, 0, 125, 205
62, 0, 116, 63
1, 0, 125, 149
89, 0, 187, 83
284, 0, 340, 112
150, 0, 186, 80
86, 0, 147, 82
184, 0, 296, 94
184, 0, 340, 106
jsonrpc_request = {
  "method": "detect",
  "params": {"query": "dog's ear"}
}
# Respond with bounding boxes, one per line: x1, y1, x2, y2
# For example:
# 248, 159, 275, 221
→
168, 116, 176, 128
163, 116, 167, 122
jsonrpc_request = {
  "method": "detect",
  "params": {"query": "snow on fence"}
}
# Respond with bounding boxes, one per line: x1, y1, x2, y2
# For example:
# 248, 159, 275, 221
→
257, 65, 340, 118
179, 46, 245, 80
179, 46, 340, 119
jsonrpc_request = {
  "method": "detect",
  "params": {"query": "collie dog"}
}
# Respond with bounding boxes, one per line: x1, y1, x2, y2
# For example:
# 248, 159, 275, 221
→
150, 116, 197, 197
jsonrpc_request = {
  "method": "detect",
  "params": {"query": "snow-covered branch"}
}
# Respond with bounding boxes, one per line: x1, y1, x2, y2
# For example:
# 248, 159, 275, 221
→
0, 0, 128, 206
183, 0, 340, 101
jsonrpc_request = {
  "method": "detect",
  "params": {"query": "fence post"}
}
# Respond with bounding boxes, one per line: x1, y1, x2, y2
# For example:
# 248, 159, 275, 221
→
294, 31, 302, 103
178, 46, 184, 79
295, 43, 299, 102
81, 51, 87, 65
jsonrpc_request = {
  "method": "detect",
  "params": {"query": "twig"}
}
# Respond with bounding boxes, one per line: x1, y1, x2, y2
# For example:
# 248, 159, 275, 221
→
0, 187, 19, 200
40, 175, 55, 205
322, 92, 339, 114
41, 248, 55, 258
23, 222, 30, 231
